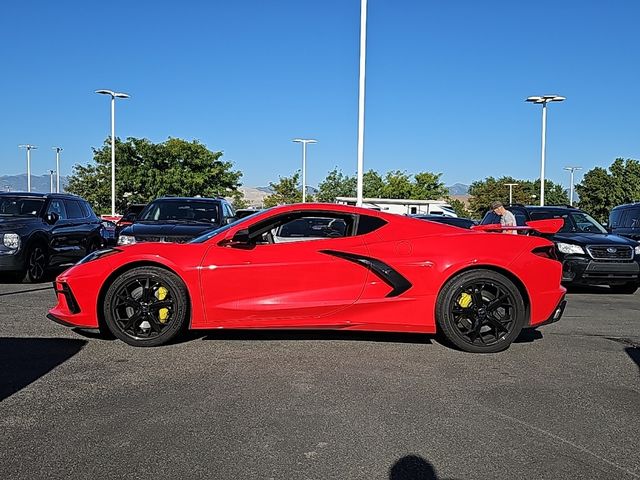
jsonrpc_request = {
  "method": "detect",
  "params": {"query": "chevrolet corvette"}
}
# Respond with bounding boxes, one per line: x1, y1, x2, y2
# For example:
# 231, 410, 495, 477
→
48, 203, 566, 353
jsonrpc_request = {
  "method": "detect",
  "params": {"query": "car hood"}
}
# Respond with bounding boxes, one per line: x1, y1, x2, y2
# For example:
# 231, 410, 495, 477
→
553, 232, 638, 246
0, 217, 37, 230
122, 222, 218, 237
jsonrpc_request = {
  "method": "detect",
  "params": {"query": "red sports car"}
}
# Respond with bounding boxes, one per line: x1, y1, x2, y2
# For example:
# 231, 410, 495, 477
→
48, 203, 566, 353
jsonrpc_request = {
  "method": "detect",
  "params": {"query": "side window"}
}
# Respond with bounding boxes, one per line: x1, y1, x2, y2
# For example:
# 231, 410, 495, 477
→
246, 212, 356, 245
222, 203, 234, 219
624, 208, 640, 229
80, 201, 95, 219
609, 209, 622, 228
273, 217, 348, 243
356, 214, 387, 235
46, 199, 67, 220
64, 200, 84, 219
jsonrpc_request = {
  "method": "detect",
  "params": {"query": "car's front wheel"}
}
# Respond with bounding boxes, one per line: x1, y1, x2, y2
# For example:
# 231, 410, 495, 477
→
436, 269, 525, 353
103, 266, 189, 347
24, 243, 48, 283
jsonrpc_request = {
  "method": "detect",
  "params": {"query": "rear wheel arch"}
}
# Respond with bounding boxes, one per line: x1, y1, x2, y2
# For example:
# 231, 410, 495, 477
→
97, 261, 192, 335
438, 264, 531, 326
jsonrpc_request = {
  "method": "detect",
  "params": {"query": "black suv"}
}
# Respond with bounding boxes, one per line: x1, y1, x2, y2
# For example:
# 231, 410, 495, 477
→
117, 197, 236, 245
0, 192, 103, 282
482, 205, 640, 293
609, 202, 640, 241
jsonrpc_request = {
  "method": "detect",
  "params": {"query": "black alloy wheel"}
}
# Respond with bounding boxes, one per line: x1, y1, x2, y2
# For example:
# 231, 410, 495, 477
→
436, 269, 525, 353
103, 266, 188, 347
25, 245, 48, 283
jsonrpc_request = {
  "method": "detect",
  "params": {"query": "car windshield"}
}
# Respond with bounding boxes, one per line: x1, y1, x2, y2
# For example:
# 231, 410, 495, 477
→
529, 210, 608, 234
190, 209, 268, 243
138, 200, 221, 224
0, 197, 45, 217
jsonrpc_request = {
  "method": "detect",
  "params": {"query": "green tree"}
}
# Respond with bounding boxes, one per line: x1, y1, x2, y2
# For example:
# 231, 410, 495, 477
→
263, 172, 304, 207
380, 170, 414, 199
411, 172, 448, 200
230, 191, 249, 210
363, 170, 384, 198
66, 137, 242, 214
447, 198, 472, 218
316, 168, 357, 202
468, 176, 569, 218
576, 158, 640, 222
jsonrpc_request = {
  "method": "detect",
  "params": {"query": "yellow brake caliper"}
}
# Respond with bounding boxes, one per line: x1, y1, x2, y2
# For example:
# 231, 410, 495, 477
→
457, 292, 473, 308
155, 286, 169, 323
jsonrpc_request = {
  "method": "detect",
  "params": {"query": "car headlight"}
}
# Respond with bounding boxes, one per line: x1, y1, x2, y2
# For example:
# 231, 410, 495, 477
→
556, 242, 585, 254
635, 245, 640, 256
2, 233, 21, 250
117, 235, 136, 246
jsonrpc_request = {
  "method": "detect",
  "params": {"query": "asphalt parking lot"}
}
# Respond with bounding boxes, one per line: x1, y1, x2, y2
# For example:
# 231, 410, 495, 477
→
0, 282, 638, 480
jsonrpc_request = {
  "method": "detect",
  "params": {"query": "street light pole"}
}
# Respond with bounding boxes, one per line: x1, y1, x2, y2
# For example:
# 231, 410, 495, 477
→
95, 89, 130, 216
292, 139, 317, 203
52, 147, 63, 193
526, 95, 565, 206
356, 0, 368, 207
504, 183, 518, 205
564, 166, 582, 206
18, 144, 38, 192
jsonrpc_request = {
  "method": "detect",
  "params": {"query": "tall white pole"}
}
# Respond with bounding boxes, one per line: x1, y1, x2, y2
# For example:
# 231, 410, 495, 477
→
539, 102, 547, 206
302, 142, 307, 203
55, 148, 61, 193
49, 170, 55, 193
111, 95, 116, 216
356, 0, 368, 207
27, 148, 32, 192
569, 168, 574, 206
509, 184, 513, 205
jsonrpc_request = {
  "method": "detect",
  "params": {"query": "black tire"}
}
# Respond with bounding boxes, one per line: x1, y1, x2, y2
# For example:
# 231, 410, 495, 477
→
609, 283, 638, 294
23, 243, 49, 283
103, 266, 189, 347
436, 269, 525, 353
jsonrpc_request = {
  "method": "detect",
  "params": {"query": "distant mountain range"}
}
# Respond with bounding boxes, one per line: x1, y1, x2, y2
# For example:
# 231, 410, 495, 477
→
1, 174, 69, 193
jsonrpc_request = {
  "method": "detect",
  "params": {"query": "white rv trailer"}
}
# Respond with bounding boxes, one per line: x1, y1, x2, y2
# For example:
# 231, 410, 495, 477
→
335, 197, 458, 217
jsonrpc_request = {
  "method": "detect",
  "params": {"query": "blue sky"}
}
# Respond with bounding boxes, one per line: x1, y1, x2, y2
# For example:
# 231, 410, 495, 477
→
1, 0, 638, 190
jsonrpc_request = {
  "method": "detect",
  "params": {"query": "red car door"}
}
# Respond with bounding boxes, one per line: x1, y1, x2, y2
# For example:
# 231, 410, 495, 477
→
199, 235, 369, 326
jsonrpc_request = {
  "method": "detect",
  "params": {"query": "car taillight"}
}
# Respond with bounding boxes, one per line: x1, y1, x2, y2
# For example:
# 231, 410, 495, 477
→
532, 246, 557, 260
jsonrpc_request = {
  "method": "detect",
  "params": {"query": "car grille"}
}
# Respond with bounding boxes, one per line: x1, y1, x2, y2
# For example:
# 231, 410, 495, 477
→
586, 245, 633, 260
135, 236, 193, 244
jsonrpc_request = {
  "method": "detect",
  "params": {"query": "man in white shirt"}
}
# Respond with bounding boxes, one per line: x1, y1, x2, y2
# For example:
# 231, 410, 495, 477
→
490, 201, 517, 234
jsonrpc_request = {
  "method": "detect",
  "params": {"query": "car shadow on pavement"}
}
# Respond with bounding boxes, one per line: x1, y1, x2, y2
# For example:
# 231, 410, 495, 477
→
0, 337, 87, 401
197, 329, 433, 345
566, 285, 616, 294
625, 347, 640, 372
389, 454, 460, 480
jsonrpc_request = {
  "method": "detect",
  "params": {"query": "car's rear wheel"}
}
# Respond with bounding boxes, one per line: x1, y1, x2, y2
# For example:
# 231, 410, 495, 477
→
609, 282, 638, 294
436, 269, 525, 353
24, 243, 48, 283
103, 266, 188, 347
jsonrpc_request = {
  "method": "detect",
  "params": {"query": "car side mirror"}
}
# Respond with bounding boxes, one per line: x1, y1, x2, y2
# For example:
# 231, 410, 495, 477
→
45, 212, 59, 225
231, 228, 250, 244
224, 216, 237, 225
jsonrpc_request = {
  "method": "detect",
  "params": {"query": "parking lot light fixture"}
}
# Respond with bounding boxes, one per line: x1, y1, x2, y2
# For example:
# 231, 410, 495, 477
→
526, 95, 565, 206
564, 166, 582, 206
95, 89, 130, 216
18, 144, 38, 192
504, 183, 518, 205
292, 139, 317, 203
